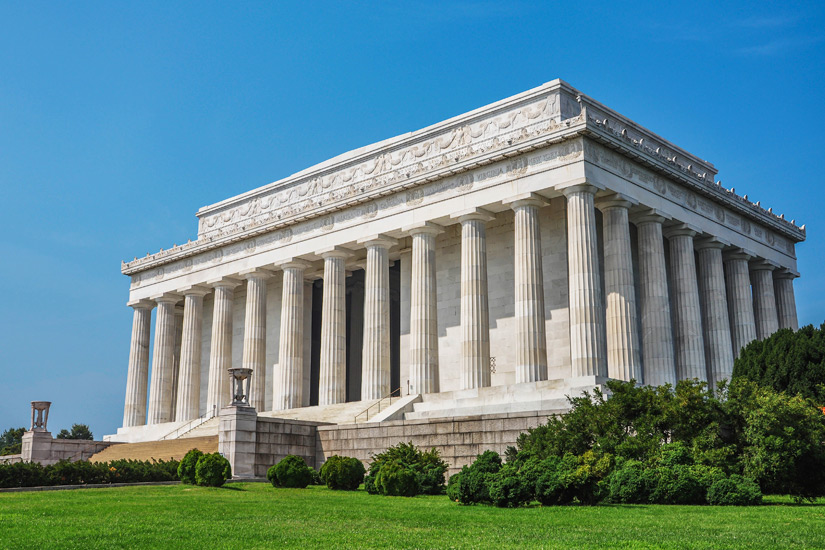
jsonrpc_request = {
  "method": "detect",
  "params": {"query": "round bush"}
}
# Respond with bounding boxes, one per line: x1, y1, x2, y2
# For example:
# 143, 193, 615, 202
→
650, 465, 705, 505
488, 465, 531, 508
375, 460, 419, 497
195, 453, 231, 487
178, 449, 204, 485
319, 455, 365, 490
269, 455, 313, 488
608, 459, 653, 504
707, 475, 763, 506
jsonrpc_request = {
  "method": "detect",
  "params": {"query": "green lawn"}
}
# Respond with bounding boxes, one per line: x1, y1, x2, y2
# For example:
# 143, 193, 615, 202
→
1, 483, 822, 549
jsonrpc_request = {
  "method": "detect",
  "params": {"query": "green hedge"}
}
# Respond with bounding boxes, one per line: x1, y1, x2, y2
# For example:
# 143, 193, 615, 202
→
0, 458, 180, 488
268, 455, 313, 489
365, 442, 449, 497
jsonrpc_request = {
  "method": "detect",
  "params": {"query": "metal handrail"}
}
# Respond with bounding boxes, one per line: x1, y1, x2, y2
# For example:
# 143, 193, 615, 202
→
353, 388, 402, 424
159, 410, 215, 441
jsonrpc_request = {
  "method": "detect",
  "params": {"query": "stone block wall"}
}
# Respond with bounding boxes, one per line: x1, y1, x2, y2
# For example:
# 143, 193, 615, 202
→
20, 431, 112, 466
316, 410, 554, 475
253, 417, 326, 477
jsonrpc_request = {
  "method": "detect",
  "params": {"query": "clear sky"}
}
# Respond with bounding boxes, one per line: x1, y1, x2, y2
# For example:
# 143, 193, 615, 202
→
1, 1, 823, 438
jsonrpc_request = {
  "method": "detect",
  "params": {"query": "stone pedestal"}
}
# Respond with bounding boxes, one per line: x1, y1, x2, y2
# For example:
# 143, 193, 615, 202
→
218, 405, 258, 479
21, 431, 55, 466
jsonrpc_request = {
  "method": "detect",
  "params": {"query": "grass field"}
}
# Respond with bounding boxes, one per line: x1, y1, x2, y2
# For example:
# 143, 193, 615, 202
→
1, 482, 823, 549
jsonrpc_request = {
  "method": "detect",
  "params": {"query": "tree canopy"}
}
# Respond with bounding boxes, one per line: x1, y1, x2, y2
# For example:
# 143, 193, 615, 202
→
55, 424, 93, 440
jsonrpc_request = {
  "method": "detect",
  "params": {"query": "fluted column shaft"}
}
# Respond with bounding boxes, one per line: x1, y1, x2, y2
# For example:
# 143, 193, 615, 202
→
275, 262, 309, 410
206, 281, 238, 415
123, 303, 153, 427
147, 296, 179, 424
319, 249, 349, 405
696, 241, 734, 388
723, 252, 757, 358
665, 226, 706, 381
511, 198, 548, 383
564, 185, 606, 378
360, 237, 395, 399
175, 290, 207, 421
600, 199, 641, 382
407, 223, 441, 394
751, 263, 779, 340
242, 272, 269, 411
636, 215, 676, 386
455, 210, 494, 389
774, 272, 799, 331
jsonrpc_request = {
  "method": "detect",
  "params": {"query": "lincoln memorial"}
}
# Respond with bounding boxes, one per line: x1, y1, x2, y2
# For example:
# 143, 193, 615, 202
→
111, 80, 804, 443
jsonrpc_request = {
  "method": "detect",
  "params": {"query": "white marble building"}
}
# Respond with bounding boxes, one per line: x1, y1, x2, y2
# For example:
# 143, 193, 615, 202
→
115, 80, 803, 440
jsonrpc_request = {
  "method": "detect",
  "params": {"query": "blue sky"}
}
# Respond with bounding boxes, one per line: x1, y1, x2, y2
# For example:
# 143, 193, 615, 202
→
1, 1, 823, 438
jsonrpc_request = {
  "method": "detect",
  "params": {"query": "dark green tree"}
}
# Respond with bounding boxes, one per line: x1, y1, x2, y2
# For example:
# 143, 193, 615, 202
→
0, 427, 25, 455
55, 424, 94, 440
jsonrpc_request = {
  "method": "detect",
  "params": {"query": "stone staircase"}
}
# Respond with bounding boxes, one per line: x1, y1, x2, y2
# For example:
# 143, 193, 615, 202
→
258, 398, 383, 424
88, 436, 218, 463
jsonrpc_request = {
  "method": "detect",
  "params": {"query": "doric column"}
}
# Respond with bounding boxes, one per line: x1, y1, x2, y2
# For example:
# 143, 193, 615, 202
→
170, 307, 184, 421
774, 270, 799, 331
275, 260, 311, 410
597, 195, 641, 382
506, 194, 548, 383
147, 295, 180, 424
359, 235, 397, 400
664, 224, 706, 382
635, 211, 676, 386
696, 239, 734, 388
750, 261, 779, 340
723, 250, 757, 358
241, 269, 270, 412
206, 279, 240, 415
405, 222, 442, 395
318, 247, 351, 405
563, 184, 606, 378
451, 208, 495, 389
123, 301, 154, 428
175, 287, 210, 422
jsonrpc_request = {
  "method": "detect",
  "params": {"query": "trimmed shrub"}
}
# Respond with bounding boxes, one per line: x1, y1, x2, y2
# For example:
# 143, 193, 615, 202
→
269, 455, 313, 489
319, 455, 365, 490
310, 468, 323, 485
446, 472, 462, 502
649, 465, 705, 505
365, 442, 449, 496
48, 460, 107, 485
607, 459, 655, 504
535, 455, 577, 506
452, 450, 503, 505
0, 461, 47, 488
488, 464, 531, 508
195, 453, 231, 487
707, 475, 763, 506
178, 449, 204, 485
375, 459, 419, 497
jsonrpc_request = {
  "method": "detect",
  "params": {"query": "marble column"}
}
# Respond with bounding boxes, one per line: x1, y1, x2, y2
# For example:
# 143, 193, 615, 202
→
635, 212, 676, 386
241, 270, 270, 412
123, 301, 154, 428
750, 261, 779, 340
696, 239, 734, 388
664, 225, 706, 382
175, 288, 209, 422
723, 250, 757, 358
598, 196, 641, 382
508, 195, 548, 383
169, 307, 184, 421
452, 208, 495, 389
563, 184, 606, 378
406, 222, 442, 395
275, 260, 310, 410
319, 247, 350, 405
206, 279, 240, 415
774, 271, 799, 331
147, 295, 180, 424
359, 236, 397, 400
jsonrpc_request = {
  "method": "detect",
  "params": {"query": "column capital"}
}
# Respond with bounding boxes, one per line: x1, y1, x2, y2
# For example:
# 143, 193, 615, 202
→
630, 208, 671, 226
206, 276, 243, 289
559, 182, 602, 198
749, 259, 779, 272
150, 293, 182, 305
774, 268, 800, 280
450, 207, 495, 224
357, 234, 398, 249
238, 268, 274, 281
723, 247, 755, 262
502, 192, 549, 210
595, 192, 638, 211
178, 285, 211, 298
663, 222, 701, 239
127, 298, 156, 310
403, 221, 444, 236
275, 258, 313, 271
695, 236, 730, 251
317, 245, 353, 260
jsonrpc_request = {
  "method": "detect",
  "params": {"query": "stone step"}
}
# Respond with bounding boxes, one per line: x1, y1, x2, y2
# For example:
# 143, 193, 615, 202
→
179, 417, 220, 439
405, 401, 568, 420
88, 436, 218, 463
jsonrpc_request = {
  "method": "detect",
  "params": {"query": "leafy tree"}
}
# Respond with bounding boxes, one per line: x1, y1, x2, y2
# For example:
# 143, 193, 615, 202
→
0, 427, 25, 455
733, 324, 825, 404
56, 424, 94, 440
